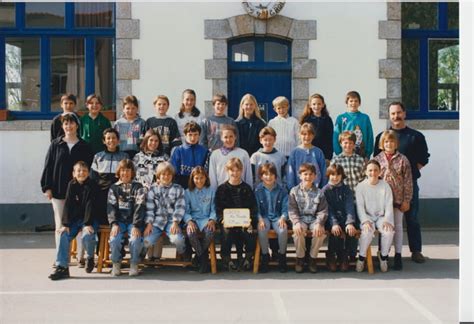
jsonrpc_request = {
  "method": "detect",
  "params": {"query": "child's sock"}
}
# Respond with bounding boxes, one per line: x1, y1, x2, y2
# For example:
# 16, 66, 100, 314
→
358, 256, 365, 261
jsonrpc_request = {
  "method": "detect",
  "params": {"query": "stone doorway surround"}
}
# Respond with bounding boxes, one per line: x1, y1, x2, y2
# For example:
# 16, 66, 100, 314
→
204, 14, 317, 118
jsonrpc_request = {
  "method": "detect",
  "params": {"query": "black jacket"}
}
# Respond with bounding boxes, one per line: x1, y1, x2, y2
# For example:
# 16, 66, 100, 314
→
107, 181, 146, 228
62, 177, 99, 227
215, 181, 258, 228
236, 116, 266, 157
41, 137, 93, 199
303, 115, 334, 160
321, 182, 356, 228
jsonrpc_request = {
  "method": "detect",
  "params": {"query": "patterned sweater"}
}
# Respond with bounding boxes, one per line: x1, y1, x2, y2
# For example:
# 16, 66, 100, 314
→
107, 181, 146, 227
114, 116, 146, 153
145, 183, 185, 230
133, 151, 169, 189
288, 183, 328, 226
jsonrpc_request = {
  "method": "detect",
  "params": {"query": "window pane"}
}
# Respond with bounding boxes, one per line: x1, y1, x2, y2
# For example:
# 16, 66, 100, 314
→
26, 3, 64, 28
75, 3, 114, 28
264, 41, 288, 62
0, 3, 15, 27
5, 38, 41, 112
232, 42, 255, 62
429, 39, 459, 112
95, 38, 115, 110
51, 38, 85, 111
402, 3, 437, 29
402, 39, 420, 111
448, 2, 459, 30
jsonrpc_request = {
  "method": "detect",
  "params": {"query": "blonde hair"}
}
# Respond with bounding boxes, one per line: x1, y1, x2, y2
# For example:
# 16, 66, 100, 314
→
272, 96, 289, 109
225, 157, 243, 171
378, 130, 399, 150
237, 93, 263, 120
155, 162, 175, 179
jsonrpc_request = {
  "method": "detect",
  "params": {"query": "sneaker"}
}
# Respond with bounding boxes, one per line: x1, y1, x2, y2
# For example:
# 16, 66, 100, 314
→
278, 253, 288, 273
379, 254, 389, 273
85, 258, 95, 273
49, 266, 70, 280
228, 260, 238, 272
356, 259, 365, 273
295, 258, 305, 273
411, 252, 426, 263
111, 263, 121, 276
309, 257, 318, 273
129, 263, 139, 276
260, 254, 269, 273
393, 253, 403, 270
78, 258, 85, 268
240, 255, 253, 272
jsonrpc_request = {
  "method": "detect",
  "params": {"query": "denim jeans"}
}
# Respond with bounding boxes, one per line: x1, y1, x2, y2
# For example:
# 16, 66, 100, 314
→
258, 218, 288, 255
405, 180, 422, 252
143, 223, 186, 255
55, 220, 98, 268
109, 222, 143, 264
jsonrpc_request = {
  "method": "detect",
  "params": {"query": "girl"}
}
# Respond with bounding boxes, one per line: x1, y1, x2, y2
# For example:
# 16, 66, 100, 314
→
133, 129, 169, 189
80, 94, 112, 154
374, 130, 413, 270
300, 93, 334, 162
114, 95, 146, 159
175, 89, 203, 141
235, 93, 267, 157
184, 166, 217, 273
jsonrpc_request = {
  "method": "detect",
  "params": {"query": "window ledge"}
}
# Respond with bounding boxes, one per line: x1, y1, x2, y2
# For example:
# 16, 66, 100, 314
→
406, 119, 459, 130
0, 120, 50, 131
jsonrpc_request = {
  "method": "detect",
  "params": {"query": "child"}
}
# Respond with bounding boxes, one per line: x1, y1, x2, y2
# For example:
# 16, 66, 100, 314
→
80, 94, 112, 154
300, 93, 334, 162
288, 163, 328, 273
374, 130, 413, 270
286, 123, 327, 190
48, 162, 100, 280
267, 96, 300, 157
175, 89, 203, 141
170, 121, 209, 189
107, 159, 146, 276
114, 95, 146, 159
90, 128, 129, 225
144, 162, 186, 261
333, 91, 374, 159
355, 160, 395, 273
145, 95, 182, 156
184, 166, 217, 273
133, 129, 169, 189
321, 164, 357, 272
235, 93, 267, 156
50, 93, 80, 142
216, 158, 257, 271
255, 163, 288, 273
208, 124, 252, 189
200, 94, 239, 151
250, 126, 286, 187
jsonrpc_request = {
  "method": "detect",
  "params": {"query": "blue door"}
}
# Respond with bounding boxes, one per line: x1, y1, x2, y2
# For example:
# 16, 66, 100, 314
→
228, 37, 292, 122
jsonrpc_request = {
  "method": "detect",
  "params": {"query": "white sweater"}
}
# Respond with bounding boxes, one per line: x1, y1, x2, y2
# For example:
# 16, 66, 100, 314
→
208, 147, 253, 190
268, 115, 300, 156
355, 179, 394, 226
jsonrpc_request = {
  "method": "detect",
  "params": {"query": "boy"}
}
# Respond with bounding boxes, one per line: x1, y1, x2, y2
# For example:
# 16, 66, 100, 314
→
145, 95, 182, 156
48, 161, 99, 280
267, 96, 300, 157
216, 158, 258, 271
170, 121, 209, 189
286, 123, 327, 190
80, 94, 112, 154
200, 94, 239, 151
144, 162, 186, 259
107, 159, 146, 276
50, 93, 80, 142
250, 126, 286, 187
255, 163, 289, 273
355, 160, 395, 273
289, 163, 328, 273
333, 91, 374, 158
114, 95, 146, 159
208, 124, 252, 189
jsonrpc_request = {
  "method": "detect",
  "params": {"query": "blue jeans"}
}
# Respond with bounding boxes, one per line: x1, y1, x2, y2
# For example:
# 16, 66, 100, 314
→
405, 180, 422, 252
55, 220, 98, 268
143, 223, 186, 254
258, 218, 288, 255
109, 223, 144, 264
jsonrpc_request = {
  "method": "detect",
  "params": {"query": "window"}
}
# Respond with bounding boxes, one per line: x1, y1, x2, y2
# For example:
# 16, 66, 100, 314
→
0, 2, 115, 120
402, 2, 459, 119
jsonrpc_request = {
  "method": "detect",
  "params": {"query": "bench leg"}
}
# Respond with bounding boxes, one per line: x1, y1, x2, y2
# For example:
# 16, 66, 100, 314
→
209, 240, 217, 274
69, 238, 77, 263
253, 240, 261, 274
366, 245, 374, 274
97, 232, 106, 273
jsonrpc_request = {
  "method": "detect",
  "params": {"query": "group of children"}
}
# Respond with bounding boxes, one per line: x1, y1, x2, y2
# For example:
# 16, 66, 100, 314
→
43, 89, 413, 280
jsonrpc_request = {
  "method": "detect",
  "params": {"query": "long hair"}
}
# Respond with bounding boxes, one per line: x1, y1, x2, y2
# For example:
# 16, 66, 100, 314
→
300, 93, 329, 124
178, 89, 200, 118
237, 93, 263, 120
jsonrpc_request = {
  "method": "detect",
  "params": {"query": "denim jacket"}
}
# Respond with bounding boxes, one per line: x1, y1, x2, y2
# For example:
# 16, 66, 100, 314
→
254, 182, 288, 222
183, 186, 217, 230
321, 182, 356, 227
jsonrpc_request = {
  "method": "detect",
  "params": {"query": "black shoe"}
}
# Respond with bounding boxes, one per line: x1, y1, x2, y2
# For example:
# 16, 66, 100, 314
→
49, 266, 70, 280
278, 253, 288, 273
295, 258, 305, 273
192, 255, 200, 268
86, 258, 95, 273
199, 253, 209, 274
78, 258, 85, 268
411, 252, 426, 263
260, 254, 269, 273
393, 253, 403, 270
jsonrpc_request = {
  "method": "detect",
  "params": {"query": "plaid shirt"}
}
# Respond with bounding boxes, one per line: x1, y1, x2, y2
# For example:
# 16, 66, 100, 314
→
146, 183, 185, 230
331, 153, 366, 195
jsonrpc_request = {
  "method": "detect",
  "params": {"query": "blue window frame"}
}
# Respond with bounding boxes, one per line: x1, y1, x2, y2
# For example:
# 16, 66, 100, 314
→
402, 2, 459, 119
0, 2, 115, 120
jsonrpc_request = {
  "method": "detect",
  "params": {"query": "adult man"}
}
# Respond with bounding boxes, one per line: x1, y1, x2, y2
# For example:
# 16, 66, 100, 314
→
374, 102, 430, 263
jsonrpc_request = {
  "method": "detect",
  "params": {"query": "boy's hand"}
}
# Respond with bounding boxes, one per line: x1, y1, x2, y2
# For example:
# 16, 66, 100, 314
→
382, 222, 394, 232
400, 201, 410, 213
206, 220, 216, 232
345, 224, 357, 237
331, 225, 342, 236
131, 226, 141, 238
83, 226, 94, 235
144, 223, 153, 236
278, 217, 287, 229
293, 223, 304, 236
313, 223, 325, 237
362, 222, 373, 232
44, 190, 53, 200
187, 221, 197, 234
258, 219, 265, 231
110, 224, 120, 237
170, 221, 180, 235
57, 226, 69, 234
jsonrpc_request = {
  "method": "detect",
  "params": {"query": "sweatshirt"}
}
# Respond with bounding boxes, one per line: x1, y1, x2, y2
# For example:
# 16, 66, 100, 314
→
174, 111, 203, 142
170, 142, 209, 189
288, 183, 328, 226
250, 148, 287, 186
200, 115, 239, 151
208, 147, 253, 190
145, 116, 182, 156
286, 146, 327, 190
114, 115, 146, 153
333, 111, 374, 158
355, 179, 394, 226
80, 112, 111, 154
91, 149, 129, 191
133, 150, 169, 189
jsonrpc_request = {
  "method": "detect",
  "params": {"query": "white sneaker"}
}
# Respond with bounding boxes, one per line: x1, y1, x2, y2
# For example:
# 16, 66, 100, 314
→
356, 259, 365, 272
379, 254, 389, 273
111, 263, 121, 276
129, 263, 139, 276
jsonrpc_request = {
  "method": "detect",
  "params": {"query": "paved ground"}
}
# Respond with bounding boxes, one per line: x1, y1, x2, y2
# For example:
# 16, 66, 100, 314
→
0, 230, 459, 323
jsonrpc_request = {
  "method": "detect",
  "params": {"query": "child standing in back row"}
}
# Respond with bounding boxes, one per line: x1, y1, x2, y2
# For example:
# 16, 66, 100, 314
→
114, 95, 146, 159
235, 94, 267, 157
80, 94, 112, 154
267, 96, 300, 157
175, 89, 203, 142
